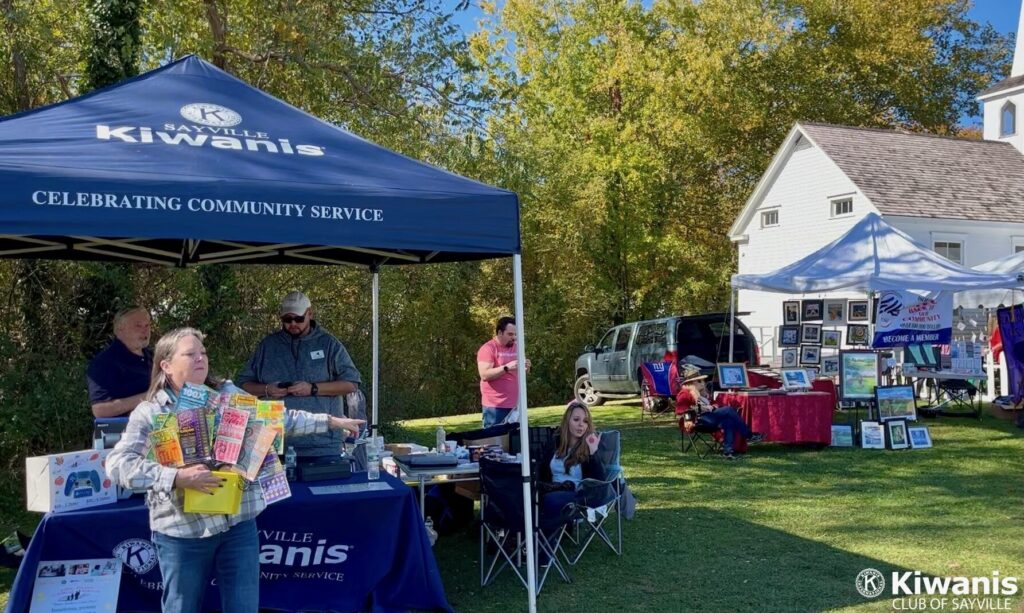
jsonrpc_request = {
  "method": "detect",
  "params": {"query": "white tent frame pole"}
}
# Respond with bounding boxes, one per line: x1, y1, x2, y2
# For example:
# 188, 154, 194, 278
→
513, 254, 538, 613
728, 286, 736, 362
371, 267, 380, 438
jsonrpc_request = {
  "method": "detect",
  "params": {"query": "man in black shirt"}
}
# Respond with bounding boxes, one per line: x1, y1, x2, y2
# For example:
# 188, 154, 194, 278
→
86, 307, 153, 417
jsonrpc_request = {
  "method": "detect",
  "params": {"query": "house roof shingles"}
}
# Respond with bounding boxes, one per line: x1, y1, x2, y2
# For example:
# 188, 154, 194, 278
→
798, 122, 1024, 224
979, 75, 1024, 97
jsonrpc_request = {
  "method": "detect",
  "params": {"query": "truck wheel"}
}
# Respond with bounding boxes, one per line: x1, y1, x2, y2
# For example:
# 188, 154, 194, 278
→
574, 374, 604, 406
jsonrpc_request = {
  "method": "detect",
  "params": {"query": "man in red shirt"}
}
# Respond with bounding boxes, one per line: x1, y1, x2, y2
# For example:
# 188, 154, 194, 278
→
477, 316, 531, 427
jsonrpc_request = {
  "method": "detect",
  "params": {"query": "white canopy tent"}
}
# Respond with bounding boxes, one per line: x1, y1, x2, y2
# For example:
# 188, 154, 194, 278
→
956, 251, 1024, 310
727, 213, 1021, 359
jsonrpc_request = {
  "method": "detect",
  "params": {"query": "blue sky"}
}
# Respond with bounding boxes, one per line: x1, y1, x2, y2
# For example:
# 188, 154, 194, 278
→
448, 0, 1021, 126
450, 0, 1020, 37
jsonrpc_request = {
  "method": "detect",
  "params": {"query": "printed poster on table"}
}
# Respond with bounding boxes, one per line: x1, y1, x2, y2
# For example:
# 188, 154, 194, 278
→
872, 290, 952, 348
30, 558, 121, 613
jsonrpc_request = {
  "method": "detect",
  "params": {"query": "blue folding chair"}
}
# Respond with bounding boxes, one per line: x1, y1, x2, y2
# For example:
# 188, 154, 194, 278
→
639, 362, 676, 420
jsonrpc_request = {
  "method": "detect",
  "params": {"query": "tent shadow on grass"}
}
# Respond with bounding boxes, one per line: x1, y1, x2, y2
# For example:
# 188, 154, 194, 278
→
433, 506, 909, 613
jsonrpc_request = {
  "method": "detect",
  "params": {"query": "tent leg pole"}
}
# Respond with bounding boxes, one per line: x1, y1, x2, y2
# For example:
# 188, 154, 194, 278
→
371, 267, 380, 438
513, 254, 538, 613
729, 288, 736, 362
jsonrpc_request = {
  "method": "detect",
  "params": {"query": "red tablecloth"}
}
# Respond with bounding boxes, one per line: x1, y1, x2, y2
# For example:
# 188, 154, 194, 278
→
811, 379, 838, 408
716, 391, 834, 444
747, 371, 837, 408
747, 370, 782, 389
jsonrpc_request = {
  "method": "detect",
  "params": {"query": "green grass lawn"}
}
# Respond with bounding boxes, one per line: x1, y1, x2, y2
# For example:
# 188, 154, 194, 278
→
403, 402, 1024, 613
3, 403, 1022, 612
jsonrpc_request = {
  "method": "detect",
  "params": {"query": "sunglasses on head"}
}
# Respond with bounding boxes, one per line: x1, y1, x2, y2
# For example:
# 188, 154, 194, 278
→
281, 315, 306, 324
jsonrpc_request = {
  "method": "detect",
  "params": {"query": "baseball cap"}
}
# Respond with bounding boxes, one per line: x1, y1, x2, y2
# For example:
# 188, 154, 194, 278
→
280, 291, 311, 316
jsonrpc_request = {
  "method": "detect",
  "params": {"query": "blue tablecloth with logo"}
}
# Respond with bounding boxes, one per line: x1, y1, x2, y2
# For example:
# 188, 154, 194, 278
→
7, 473, 452, 613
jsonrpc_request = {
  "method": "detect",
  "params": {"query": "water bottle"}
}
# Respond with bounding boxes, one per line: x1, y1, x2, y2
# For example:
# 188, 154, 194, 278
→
284, 446, 297, 481
366, 438, 380, 481
435, 425, 446, 454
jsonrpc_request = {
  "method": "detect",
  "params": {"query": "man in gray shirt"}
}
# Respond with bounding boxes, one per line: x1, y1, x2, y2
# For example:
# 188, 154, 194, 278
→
237, 291, 362, 458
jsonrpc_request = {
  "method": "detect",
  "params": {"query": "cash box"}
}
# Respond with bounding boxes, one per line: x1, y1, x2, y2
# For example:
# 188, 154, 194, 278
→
295, 456, 352, 482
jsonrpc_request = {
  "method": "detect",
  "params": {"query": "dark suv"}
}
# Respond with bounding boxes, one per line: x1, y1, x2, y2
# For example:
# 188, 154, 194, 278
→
573, 313, 758, 405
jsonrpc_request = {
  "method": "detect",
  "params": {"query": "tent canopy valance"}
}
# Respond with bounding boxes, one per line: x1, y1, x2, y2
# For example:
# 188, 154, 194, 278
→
731, 214, 1020, 293
0, 55, 520, 267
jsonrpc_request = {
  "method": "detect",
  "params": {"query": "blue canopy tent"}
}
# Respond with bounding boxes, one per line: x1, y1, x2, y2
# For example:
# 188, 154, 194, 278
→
0, 55, 543, 609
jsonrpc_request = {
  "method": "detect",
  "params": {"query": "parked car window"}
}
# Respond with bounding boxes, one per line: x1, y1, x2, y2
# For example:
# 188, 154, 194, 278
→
709, 322, 746, 338
677, 321, 704, 342
637, 322, 667, 347
597, 329, 615, 352
614, 325, 632, 351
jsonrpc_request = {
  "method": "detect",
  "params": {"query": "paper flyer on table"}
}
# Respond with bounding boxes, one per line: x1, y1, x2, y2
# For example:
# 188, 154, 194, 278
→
29, 558, 121, 613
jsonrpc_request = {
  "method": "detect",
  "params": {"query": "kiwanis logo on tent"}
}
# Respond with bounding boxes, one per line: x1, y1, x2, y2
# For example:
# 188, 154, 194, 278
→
180, 103, 242, 127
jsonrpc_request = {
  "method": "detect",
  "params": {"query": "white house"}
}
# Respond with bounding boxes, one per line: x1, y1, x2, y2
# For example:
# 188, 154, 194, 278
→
730, 5, 1024, 359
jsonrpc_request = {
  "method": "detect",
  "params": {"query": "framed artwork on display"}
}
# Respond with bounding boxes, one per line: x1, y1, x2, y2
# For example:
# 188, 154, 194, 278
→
839, 350, 879, 400
847, 324, 870, 346
874, 385, 917, 422
822, 329, 841, 348
824, 299, 846, 323
860, 421, 885, 449
848, 300, 870, 322
780, 325, 801, 347
908, 426, 933, 449
783, 301, 801, 325
782, 348, 799, 368
717, 363, 750, 389
887, 420, 910, 450
801, 299, 824, 322
781, 368, 812, 390
821, 355, 840, 376
830, 424, 854, 447
805, 367, 819, 378
800, 344, 821, 365
801, 323, 822, 344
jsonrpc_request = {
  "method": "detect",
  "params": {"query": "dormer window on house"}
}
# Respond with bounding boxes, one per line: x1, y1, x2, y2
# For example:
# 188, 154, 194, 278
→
761, 209, 779, 228
1002, 101, 1016, 137
831, 197, 853, 217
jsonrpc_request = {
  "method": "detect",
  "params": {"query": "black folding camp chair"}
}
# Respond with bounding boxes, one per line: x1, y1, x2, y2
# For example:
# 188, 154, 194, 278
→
679, 410, 722, 459
479, 457, 573, 594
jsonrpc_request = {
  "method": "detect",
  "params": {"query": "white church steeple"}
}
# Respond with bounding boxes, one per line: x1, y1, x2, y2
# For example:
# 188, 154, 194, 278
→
977, 0, 1024, 152
1013, 0, 1024, 76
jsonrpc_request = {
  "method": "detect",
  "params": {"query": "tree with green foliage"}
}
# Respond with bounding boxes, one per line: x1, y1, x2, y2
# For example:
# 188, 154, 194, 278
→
466, 0, 1011, 390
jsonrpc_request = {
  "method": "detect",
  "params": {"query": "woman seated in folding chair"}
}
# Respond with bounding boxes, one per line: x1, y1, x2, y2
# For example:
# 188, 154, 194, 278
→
676, 364, 761, 460
537, 401, 610, 522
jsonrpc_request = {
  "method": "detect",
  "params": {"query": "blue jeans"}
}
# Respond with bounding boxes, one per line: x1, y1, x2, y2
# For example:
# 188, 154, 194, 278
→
698, 407, 751, 453
482, 406, 513, 428
152, 520, 259, 613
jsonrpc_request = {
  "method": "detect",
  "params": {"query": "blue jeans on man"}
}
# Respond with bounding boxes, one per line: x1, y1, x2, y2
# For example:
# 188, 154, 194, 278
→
482, 406, 513, 428
152, 519, 259, 613
697, 406, 751, 454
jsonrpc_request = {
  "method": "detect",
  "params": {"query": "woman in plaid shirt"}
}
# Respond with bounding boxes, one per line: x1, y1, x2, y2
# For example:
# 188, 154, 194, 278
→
107, 328, 363, 613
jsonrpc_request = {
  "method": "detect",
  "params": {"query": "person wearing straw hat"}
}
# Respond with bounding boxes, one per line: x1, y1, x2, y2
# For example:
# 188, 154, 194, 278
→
675, 364, 761, 459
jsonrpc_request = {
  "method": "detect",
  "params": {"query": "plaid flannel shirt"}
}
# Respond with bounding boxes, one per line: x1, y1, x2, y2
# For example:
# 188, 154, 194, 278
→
107, 389, 329, 538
